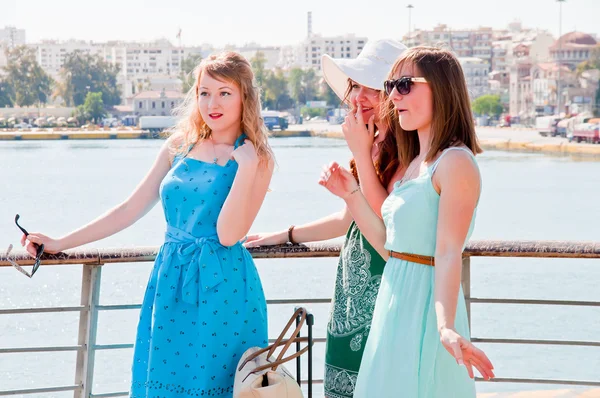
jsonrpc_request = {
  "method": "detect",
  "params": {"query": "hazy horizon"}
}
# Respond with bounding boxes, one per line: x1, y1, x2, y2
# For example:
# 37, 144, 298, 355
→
1, 0, 598, 48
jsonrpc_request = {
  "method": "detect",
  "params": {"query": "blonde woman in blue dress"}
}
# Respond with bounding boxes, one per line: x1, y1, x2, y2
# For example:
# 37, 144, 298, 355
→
20, 52, 275, 397
318, 46, 495, 397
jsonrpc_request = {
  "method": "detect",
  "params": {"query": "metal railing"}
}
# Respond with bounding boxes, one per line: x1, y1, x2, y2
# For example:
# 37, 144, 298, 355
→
1, 240, 599, 396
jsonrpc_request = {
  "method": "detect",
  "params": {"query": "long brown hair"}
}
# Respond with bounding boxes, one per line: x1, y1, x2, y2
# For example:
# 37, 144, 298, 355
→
386, 46, 482, 167
171, 51, 273, 164
343, 80, 401, 187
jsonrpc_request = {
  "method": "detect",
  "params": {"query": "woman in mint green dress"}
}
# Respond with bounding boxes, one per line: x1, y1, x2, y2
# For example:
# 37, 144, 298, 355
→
244, 39, 408, 398
319, 46, 495, 397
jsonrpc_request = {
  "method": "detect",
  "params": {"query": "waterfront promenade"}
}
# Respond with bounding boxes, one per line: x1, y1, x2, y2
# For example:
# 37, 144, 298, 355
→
288, 122, 600, 157
2, 123, 598, 157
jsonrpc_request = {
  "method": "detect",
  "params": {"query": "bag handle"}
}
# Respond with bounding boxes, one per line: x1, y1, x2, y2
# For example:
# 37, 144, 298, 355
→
242, 337, 311, 377
238, 307, 309, 372
269, 307, 307, 362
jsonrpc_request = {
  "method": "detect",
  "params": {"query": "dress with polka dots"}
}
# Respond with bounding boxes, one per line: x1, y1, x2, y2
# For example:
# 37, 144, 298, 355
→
130, 134, 268, 397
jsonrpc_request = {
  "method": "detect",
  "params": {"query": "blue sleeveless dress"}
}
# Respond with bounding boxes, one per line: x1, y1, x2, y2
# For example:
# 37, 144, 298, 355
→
353, 147, 479, 398
130, 134, 269, 398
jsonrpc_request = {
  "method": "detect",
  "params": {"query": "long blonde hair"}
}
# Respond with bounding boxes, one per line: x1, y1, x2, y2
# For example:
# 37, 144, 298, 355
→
171, 51, 273, 164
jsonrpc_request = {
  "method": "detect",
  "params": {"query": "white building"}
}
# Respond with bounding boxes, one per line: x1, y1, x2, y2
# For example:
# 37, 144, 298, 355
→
276, 46, 298, 70
550, 31, 598, 68
509, 61, 533, 120
0, 26, 26, 70
531, 62, 577, 114
405, 24, 493, 62
523, 32, 555, 64
492, 41, 510, 72
495, 29, 555, 73
28, 39, 209, 103
235, 45, 282, 70
132, 90, 185, 117
408, 22, 554, 77
297, 34, 367, 69
459, 57, 490, 98
0, 26, 26, 47
490, 27, 555, 111
105, 39, 185, 78
569, 69, 600, 114
103, 39, 190, 99
31, 40, 105, 78
122, 75, 184, 102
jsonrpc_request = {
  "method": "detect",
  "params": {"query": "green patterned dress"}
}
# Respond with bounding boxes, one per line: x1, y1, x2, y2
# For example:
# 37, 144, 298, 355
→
323, 221, 386, 398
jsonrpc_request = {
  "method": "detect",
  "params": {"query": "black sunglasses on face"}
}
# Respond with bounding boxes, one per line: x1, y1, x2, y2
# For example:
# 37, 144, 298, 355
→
383, 77, 428, 96
7, 214, 45, 278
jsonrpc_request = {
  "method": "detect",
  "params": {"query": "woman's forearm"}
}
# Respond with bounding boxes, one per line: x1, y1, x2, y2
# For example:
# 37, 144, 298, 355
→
344, 191, 388, 258
289, 207, 352, 243
59, 198, 158, 250
217, 166, 259, 245
434, 252, 463, 332
354, 152, 390, 218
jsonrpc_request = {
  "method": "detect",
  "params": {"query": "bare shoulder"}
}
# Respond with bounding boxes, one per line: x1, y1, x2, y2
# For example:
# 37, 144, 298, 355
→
259, 149, 276, 171
439, 148, 477, 171
165, 132, 185, 151
265, 155, 275, 171
433, 148, 480, 191
257, 155, 275, 178
162, 132, 186, 164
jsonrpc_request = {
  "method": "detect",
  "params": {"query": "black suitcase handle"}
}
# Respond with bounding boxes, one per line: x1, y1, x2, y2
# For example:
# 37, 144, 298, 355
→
295, 307, 314, 398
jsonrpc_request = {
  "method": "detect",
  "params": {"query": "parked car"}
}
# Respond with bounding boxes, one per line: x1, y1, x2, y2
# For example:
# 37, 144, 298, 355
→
262, 111, 288, 131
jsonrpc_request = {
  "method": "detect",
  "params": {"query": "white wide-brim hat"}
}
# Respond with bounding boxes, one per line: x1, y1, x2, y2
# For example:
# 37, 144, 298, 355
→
322, 39, 408, 101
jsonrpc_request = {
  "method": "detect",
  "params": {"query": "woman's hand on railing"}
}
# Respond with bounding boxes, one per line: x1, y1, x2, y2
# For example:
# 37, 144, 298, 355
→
439, 326, 495, 381
20, 233, 63, 256
243, 231, 288, 248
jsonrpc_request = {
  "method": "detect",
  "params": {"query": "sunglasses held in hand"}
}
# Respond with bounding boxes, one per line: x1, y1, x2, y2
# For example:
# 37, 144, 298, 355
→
6, 214, 45, 278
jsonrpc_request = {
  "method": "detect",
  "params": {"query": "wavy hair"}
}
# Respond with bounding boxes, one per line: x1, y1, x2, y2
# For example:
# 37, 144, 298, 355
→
171, 51, 273, 165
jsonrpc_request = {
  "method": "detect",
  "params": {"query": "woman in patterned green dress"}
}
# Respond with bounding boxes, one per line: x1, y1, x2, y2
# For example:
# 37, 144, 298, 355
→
244, 39, 407, 398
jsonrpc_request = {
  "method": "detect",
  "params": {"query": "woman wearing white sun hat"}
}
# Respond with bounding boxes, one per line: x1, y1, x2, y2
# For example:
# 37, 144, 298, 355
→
244, 39, 407, 398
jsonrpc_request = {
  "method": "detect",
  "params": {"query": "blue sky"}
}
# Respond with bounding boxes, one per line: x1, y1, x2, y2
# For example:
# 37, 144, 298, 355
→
2, 0, 598, 47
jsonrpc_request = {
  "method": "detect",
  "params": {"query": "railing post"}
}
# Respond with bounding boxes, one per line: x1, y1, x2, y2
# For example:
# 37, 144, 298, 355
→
461, 257, 471, 331
74, 264, 102, 398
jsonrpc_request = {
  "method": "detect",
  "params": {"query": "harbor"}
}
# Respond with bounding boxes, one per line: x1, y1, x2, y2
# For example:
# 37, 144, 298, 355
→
1, 124, 600, 158
1, 137, 599, 397
1, 2, 599, 396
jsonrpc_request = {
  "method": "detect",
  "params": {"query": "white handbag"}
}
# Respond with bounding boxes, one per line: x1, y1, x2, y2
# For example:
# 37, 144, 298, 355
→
233, 308, 311, 398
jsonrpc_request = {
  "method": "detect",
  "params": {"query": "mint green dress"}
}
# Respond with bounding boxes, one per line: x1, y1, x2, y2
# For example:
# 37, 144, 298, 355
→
353, 147, 479, 398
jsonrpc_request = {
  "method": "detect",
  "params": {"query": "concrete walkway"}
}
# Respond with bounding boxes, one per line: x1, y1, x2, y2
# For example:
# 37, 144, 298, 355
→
478, 389, 600, 397
287, 123, 600, 157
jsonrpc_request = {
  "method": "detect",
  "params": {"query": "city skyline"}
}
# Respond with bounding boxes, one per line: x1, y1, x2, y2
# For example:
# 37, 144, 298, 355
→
1, 0, 599, 47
